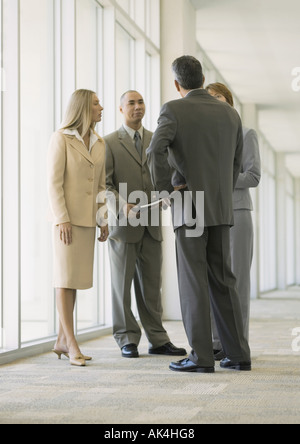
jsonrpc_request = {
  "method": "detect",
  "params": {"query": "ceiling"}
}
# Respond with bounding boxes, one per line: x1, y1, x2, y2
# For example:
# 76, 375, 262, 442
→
190, 0, 300, 177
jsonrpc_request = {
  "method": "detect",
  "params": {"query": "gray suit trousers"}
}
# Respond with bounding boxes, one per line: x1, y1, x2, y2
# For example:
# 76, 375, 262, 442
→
108, 229, 170, 349
175, 225, 251, 367
212, 210, 254, 349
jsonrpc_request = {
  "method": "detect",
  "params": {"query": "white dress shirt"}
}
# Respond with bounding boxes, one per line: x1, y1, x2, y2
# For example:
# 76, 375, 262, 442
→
63, 128, 98, 153
123, 124, 144, 142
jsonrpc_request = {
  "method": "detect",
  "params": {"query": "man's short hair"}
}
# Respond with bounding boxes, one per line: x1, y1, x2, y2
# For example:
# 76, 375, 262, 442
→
120, 90, 140, 105
172, 56, 204, 90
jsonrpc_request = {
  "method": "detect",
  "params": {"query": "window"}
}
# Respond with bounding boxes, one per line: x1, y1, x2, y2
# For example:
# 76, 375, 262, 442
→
76, 0, 98, 92
145, 0, 160, 47
76, 0, 105, 332
134, 0, 146, 31
20, 0, 55, 343
2, 0, 22, 353
116, 0, 131, 15
115, 23, 135, 128
145, 52, 152, 128
0, 0, 3, 350
0, 0, 161, 364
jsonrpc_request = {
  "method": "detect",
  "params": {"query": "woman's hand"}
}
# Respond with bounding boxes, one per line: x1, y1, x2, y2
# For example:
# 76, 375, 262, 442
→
98, 225, 109, 243
59, 222, 73, 246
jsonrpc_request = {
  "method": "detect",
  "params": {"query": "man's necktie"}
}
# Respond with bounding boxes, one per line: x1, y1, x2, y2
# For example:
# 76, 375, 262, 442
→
134, 131, 143, 159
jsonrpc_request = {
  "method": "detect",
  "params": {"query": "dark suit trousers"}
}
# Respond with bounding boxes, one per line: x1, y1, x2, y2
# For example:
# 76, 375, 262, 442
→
175, 225, 251, 367
108, 229, 170, 349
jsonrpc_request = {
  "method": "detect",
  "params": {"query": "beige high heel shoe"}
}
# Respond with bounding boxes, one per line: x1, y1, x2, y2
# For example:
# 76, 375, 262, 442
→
52, 349, 69, 360
52, 349, 92, 361
69, 354, 86, 367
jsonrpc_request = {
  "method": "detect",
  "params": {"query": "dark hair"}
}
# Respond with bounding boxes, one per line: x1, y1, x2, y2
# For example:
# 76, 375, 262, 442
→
172, 56, 204, 90
120, 90, 142, 105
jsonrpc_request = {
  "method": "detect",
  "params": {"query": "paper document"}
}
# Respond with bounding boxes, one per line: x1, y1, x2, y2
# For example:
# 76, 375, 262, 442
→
130, 199, 165, 214
131, 191, 179, 213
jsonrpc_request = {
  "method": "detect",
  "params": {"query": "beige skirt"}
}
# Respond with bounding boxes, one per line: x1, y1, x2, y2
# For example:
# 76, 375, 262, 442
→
52, 225, 96, 290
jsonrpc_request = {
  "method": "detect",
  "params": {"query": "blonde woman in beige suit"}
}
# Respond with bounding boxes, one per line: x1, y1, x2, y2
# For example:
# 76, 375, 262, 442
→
47, 89, 108, 367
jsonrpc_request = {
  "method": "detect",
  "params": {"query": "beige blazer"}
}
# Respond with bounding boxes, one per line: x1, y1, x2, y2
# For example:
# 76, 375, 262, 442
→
47, 129, 106, 227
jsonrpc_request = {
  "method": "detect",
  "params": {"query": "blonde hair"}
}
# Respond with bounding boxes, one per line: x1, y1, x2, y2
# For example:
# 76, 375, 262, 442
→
61, 89, 96, 137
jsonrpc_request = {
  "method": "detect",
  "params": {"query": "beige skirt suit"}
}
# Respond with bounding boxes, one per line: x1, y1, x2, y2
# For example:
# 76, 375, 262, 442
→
47, 129, 106, 290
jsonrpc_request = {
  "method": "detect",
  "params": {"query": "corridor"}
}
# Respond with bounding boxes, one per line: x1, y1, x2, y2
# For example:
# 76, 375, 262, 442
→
1, 289, 299, 424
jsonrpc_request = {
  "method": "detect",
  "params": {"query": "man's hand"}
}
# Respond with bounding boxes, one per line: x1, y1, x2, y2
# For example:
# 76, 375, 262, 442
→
123, 203, 139, 219
98, 225, 109, 242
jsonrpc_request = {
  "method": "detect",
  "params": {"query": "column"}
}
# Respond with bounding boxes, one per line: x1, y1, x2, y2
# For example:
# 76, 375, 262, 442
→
160, 0, 197, 320
160, 0, 197, 103
242, 104, 260, 299
242, 103, 258, 130
103, 5, 116, 135
276, 152, 287, 289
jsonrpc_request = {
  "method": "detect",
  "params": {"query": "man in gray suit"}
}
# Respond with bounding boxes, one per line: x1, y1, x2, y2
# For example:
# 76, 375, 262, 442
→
147, 56, 251, 373
105, 90, 186, 359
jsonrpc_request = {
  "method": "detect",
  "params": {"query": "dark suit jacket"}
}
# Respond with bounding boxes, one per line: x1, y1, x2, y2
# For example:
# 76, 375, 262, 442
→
147, 89, 244, 228
105, 126, 163, 243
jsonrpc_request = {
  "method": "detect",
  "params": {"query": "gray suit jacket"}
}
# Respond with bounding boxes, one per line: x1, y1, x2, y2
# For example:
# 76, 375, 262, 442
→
147, 89, 244, 228
233, 127, 261, 211
105, 126, 163, 243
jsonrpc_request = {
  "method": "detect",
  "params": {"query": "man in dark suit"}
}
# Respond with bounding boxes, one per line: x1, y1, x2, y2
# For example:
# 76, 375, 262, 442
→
147, 57, 251, 373
104, 91, 186, 359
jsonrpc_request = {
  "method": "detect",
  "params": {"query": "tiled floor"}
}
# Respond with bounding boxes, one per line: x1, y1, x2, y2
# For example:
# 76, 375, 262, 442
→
0, 290, 300, 424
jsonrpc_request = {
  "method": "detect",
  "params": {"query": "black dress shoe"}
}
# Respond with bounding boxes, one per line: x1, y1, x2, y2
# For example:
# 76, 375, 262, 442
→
121, 344, 139, 358
169, 358, 215, 373
213, 349, 226, 361
220, 357, 251, 371
149, 342, 187, 356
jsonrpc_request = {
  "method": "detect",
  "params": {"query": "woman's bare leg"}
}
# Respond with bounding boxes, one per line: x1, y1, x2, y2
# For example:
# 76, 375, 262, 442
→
55, 288, 80, 357
55, 290, 76, 353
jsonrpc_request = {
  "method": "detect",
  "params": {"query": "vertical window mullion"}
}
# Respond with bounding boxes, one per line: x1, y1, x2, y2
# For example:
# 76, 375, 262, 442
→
2, 0, 21, 351
0, 0, 3, 350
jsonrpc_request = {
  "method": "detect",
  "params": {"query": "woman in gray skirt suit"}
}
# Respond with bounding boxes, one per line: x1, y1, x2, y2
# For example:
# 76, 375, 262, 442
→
206, 83, 261, 358
47, 90, 108, 367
